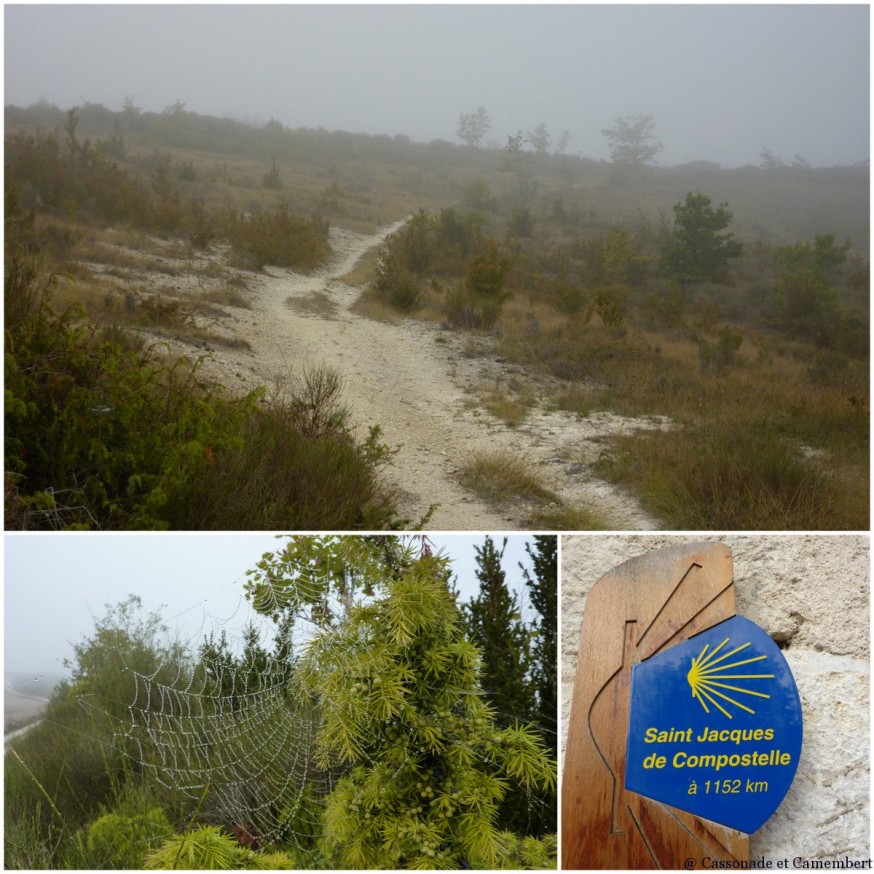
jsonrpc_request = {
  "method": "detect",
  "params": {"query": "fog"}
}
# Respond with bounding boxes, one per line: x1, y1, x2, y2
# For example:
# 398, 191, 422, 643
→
4, 534, 539, 677
4, 4, 868, 168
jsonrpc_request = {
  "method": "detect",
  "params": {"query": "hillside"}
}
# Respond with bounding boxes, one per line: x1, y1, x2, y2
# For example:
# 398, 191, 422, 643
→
5, 101, 868, 246
5, 101, 869, 530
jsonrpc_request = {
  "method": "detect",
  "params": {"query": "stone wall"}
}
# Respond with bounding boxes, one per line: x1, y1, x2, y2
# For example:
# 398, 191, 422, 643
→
560, 534, 870, 862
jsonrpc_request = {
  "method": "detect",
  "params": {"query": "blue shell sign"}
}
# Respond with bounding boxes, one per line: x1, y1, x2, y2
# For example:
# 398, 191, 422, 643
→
625, 615, 803, 833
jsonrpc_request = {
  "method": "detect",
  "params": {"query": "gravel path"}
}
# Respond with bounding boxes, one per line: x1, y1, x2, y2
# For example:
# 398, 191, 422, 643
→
156, 221, 667, 530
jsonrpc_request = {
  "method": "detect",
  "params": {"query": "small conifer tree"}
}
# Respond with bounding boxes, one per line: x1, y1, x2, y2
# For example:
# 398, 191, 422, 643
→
464, 536, 543, 836
465, 537, 532, 726
521, 535, 558, 835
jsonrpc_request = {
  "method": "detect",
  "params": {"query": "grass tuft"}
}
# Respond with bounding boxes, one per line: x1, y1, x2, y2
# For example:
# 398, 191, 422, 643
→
459, 450, 557, 506
525, 504, 610, 531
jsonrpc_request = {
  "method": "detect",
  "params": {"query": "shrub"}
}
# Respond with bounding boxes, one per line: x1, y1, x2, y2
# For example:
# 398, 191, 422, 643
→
592, 282, 627, 326
4, 279, 250, 528
444, 281, 501, 330
5, 253, 396, 530
261, 157, 282, 190
251, 541, 558, 869
228, 204, 329, 272
698, 325, 743, 372
146, 825, 242, 870
507, 206, 534, 238
466, 239, 512, 299
371, 247, 421, 312
462, 178, 497, 212
88, 807, 172, 868
165, 405, 398, 531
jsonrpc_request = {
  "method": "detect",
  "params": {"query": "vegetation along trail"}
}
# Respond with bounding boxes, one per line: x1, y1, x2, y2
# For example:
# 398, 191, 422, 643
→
186, 220, 665, 529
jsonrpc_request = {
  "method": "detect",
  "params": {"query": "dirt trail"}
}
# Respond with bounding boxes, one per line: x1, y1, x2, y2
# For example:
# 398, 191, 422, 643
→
169, 221, 666, 530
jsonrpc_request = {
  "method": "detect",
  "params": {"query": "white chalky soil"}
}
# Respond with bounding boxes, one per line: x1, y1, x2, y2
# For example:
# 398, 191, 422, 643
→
147, 221, 666, 530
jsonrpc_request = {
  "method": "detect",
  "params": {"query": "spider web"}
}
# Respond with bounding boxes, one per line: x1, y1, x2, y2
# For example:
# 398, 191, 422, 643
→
77, 570, 556, 859
69, 576, 336, 857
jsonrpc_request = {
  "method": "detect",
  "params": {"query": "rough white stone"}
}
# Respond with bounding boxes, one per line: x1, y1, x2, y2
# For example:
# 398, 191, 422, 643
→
560, 535, 870, 862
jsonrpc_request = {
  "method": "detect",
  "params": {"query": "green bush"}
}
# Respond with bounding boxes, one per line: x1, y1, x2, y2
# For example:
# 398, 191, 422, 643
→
88, 807, 172, 868
465, 239, 511, 299
146, 825, 242, 870
5, 253, 397, 530
444, 282, 501, 330
371, 247, 422, 312
227, 204, 329, 271
146, 825, 304, 870
698, 325, 743, 372
4, 276, 251, 528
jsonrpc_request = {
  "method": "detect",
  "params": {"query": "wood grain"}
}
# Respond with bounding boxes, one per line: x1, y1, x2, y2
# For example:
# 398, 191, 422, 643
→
562, 542, 749, 869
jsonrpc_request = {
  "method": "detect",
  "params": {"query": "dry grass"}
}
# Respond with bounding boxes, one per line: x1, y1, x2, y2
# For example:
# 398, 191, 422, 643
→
476, 381, 535, 428
526, 504, 610, 530
285, 291, 338, 318
457, 448, 615, 529
50, 276, 253, 353
488, 298, 868, 529
338, 246, 381, 286
349, 293, 404, 323
197, 286, 252, 309
458, 449, 558, 506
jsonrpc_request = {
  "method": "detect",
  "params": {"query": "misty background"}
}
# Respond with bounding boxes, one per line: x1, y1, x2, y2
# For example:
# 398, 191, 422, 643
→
4, 4, 869, 168
4, 534, 539, 680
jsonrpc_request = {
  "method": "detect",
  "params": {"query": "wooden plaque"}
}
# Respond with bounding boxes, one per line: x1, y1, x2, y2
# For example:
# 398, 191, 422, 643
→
562, 542, 750, 869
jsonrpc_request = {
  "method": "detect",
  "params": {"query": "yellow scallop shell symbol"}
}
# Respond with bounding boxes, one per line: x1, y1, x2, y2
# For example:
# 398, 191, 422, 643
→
687, 637, 774, 718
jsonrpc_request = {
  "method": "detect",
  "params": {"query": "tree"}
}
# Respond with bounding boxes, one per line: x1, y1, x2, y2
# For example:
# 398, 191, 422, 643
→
464, 537, 532, 727
4, 597, 189, 850
521, 537, 557, 750
659, 192, 743, 285
64, 107, 80, 164
395, 208, 434, 275
262, 156, 281, 190
463, 536, 558, 838
369, 210, 434, 311
527, 122, 551, 155
554, 129, 572, 156
521, 536, 558, 836
66, 595, 188, 720
247, 536, 556, 869
603, 225, 651, 286
503, 131, 529, 190
774, 233, 850, 344
466, 238, 512, 300
198, 623, 273, 711
759, 147, 784, 171
162, 99, 187, 117
457, 106, 491, 148
602, 114, 663, 165
121, 95, 141, 116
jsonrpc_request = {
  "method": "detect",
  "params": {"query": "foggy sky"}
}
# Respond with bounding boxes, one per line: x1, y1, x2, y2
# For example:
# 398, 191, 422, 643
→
4, 534, 537, 676
4, 4, 869, 168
